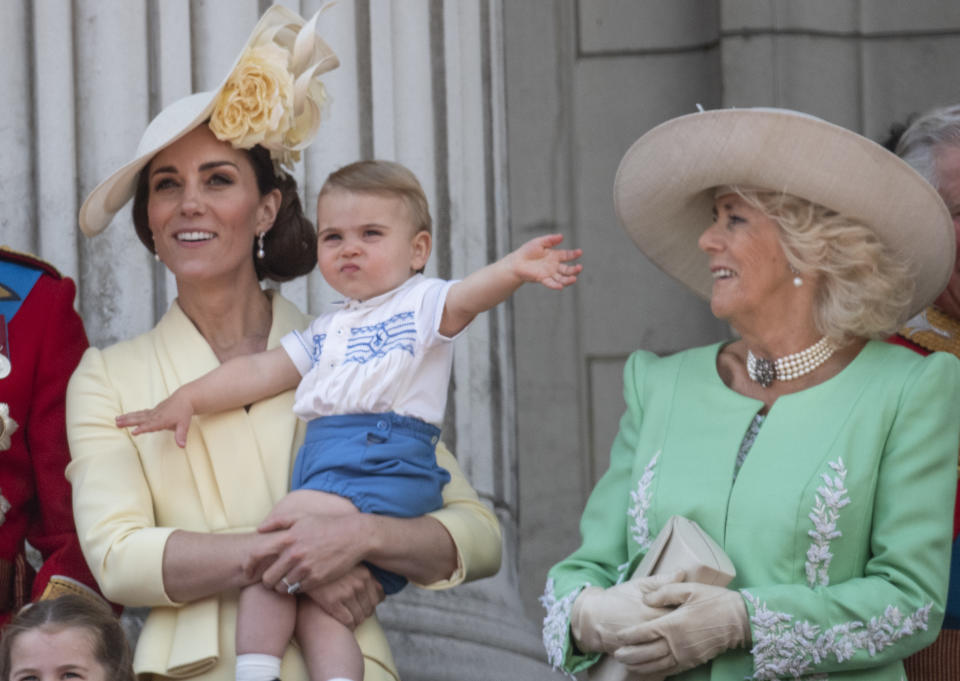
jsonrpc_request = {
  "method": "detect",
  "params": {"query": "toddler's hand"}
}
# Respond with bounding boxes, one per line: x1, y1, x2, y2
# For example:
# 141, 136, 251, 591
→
115, 392, 194, 448
509, 234, 582, 290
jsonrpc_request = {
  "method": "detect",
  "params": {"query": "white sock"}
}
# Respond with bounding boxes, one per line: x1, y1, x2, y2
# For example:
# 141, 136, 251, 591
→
236, 654, 282, 681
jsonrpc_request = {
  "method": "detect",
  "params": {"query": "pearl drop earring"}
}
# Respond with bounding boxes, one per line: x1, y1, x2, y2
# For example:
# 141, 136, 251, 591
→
790, 265, 802, 287
257, 232, 266, 259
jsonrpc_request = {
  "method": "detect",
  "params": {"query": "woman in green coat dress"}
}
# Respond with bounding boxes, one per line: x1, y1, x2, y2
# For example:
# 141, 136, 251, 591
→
543, 108, 960, 681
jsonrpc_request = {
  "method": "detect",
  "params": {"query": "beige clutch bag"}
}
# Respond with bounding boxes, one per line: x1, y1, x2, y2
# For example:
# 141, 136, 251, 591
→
589, 516, 735, 681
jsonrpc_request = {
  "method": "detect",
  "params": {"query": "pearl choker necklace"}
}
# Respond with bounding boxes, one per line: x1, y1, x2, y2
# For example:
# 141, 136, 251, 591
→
746, 337, 836, 388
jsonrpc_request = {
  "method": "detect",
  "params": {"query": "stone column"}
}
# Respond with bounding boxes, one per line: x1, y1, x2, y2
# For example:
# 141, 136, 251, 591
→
0, 0, 37, 256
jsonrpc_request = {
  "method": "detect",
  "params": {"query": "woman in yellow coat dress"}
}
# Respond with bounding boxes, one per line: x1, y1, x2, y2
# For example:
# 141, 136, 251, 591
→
65, 7, 501, 681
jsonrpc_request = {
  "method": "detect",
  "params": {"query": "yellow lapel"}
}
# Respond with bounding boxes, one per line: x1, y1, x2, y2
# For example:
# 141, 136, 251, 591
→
152, 293, 308, 529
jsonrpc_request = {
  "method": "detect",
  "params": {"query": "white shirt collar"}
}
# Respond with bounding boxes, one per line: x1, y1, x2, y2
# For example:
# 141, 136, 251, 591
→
337, 273, 425, 311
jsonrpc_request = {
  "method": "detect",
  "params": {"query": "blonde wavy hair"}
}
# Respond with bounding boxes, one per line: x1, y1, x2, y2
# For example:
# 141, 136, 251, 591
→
719, 186, 915, 344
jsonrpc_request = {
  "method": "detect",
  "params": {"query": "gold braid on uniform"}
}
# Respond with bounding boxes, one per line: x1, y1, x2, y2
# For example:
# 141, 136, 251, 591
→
898, 306, 960, 475
0, 284, 18, 301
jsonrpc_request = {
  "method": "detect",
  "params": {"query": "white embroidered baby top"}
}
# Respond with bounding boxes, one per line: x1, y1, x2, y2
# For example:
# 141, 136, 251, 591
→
280, 275, 459, 425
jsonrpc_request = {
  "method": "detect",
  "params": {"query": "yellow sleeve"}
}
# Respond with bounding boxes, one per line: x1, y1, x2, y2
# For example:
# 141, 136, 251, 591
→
65, 346, 178, 607
419, 441, 502, 588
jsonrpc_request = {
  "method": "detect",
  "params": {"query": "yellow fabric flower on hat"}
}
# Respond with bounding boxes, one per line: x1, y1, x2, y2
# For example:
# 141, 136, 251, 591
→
208, 6, 339, 173
0, 403, 18, 451
210, 43, 295, 153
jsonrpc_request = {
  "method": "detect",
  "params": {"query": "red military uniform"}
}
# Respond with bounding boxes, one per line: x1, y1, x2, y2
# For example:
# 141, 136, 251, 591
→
891, 306, 960, 679
0, 246, 105, 624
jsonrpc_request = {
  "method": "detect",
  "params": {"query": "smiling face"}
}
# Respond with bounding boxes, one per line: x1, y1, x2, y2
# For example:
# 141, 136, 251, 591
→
315, 188, 431, 301
698, 193, 802, 328
8, 627, 108, 681
145, 125, 279, 286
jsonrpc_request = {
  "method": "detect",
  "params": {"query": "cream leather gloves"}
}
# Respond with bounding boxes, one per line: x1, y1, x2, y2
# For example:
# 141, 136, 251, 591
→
611, 582, 750, 677
570, 572, 685, 655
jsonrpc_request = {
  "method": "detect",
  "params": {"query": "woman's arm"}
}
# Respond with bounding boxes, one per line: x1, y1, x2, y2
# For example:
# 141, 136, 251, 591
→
542, 350, 656, 673
162, 529, 386, 630
160, 530, 266, 603
249, 442, 502, 593
256, 505, 460, 592
418, 442, 502, 586
741, 352, 960, 679
67, 346, 179, 606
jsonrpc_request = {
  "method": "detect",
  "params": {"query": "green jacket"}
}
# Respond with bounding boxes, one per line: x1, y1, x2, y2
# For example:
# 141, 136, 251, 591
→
543, 341, 960, 680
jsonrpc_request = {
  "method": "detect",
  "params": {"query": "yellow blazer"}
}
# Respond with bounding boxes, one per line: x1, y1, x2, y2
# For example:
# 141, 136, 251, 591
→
65, 293, 501, 681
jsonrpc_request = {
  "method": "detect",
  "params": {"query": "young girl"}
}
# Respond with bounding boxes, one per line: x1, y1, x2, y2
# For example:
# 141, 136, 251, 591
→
0, 595, 133, 681
117, 160, 582, 681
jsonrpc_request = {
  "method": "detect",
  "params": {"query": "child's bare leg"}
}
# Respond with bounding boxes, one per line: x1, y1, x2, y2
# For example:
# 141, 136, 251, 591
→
237, 582, 296, 656
297, 598, 364, 681
266, 489, 358, 524
242, 491, 359, 680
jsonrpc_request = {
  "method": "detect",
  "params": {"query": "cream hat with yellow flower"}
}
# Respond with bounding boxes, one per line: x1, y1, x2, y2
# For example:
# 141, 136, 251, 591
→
79, 4, 339, 237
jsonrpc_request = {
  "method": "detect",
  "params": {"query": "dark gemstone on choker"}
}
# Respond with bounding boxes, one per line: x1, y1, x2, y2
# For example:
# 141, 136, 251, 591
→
752, 357, 776, 388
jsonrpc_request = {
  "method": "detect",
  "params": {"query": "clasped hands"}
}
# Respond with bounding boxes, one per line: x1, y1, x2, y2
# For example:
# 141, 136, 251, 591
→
245, 503, 384, 631
572, 571, 750, 678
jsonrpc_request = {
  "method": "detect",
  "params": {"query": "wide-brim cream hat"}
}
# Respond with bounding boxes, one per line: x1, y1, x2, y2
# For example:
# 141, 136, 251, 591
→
79, 4, 339, 237
613, 107, 955, 318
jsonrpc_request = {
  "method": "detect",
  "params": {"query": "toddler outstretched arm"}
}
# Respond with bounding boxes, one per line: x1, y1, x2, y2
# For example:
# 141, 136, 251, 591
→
440, 233, 582, 337
115, 347, 301, 447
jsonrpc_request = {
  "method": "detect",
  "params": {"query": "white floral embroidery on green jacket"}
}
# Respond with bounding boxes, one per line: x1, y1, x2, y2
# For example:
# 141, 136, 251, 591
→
745, 591, 931, 680
540, 577, 586, 673
805, 458, 851, 587
627, 451, 659, 551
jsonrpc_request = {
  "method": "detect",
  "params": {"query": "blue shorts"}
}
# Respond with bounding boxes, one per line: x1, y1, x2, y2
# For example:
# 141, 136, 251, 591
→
291, 412, 450, 594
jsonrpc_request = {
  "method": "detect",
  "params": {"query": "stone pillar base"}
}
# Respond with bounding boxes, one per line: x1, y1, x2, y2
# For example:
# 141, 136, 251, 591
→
380, 584, 558, 681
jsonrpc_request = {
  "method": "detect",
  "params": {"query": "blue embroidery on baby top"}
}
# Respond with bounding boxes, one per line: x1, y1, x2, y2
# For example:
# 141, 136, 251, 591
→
296, 331, 327, 366
345, 311, 416, 364
311, 334, 326, 362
